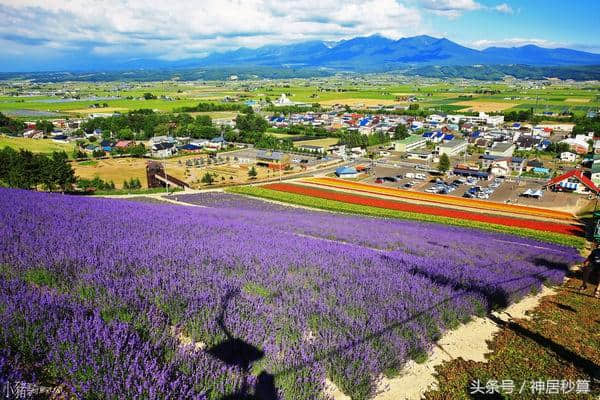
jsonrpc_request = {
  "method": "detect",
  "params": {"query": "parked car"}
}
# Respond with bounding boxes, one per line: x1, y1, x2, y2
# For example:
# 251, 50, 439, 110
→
375, 178, 383, 184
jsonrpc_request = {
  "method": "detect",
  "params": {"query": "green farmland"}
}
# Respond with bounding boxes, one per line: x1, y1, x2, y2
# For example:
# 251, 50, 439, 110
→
1, 78, 599, 118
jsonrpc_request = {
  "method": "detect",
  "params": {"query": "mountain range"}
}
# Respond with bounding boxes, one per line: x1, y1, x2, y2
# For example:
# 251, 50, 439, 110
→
186, 35, 600, 72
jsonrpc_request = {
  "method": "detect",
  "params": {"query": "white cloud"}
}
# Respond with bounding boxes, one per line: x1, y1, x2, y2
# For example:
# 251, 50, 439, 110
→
494, 3, 513, 14
0, 0, 425, 60
470, 38, 563, 49
418, 0, 481, 18
418, 0, 514, 18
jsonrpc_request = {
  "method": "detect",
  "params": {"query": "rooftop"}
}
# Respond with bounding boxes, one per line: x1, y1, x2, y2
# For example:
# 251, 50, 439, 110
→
490, 142, 515, 152
439, 139, 467, 148
396, 135, 427, 144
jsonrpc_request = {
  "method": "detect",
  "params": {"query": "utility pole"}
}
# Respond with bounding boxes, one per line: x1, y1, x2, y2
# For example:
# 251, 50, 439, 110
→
163, 159, 169, 196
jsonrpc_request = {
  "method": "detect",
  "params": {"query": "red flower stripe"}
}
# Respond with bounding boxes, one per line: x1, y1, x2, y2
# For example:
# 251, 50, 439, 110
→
264, 183, 583, 236
304, 177, 575, 221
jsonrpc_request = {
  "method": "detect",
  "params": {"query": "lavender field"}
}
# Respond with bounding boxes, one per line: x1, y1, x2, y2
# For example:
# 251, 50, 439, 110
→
0, 189, 582, 399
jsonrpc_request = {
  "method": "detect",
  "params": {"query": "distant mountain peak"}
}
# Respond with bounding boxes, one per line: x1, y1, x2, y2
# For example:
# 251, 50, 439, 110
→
66, 34, 600, 73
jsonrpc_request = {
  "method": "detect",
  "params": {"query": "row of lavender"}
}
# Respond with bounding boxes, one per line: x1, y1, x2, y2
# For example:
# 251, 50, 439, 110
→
0, 189, 581, 399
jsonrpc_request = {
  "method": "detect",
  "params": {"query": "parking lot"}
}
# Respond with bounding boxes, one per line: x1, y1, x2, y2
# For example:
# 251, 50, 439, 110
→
358, 163, 585, 212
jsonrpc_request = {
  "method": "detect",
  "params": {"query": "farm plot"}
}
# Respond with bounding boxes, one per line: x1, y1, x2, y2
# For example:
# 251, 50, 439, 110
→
262, 183, 582, 237
302, 177, 576, 222
452, 100, 520, 112
0, 136, 75, 155
318, 98, 404, 107
227, 186, 583, 248
295, 137, 340, 147
73, 157, 150, 188
0, 189, 581, 400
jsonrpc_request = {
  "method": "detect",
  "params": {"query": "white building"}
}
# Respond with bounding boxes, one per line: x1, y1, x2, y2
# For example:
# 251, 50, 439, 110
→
560, 152, 577, 162
427, 114, 445, 123
447, 112, 504, 127
487, 142, 515, 157
274, 93, 293, 106
437, 140, 468, 156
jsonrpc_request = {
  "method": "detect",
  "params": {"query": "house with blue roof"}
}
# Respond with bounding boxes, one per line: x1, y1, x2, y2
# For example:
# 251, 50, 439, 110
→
335, 166, 359, 179
431, 131, 444, 143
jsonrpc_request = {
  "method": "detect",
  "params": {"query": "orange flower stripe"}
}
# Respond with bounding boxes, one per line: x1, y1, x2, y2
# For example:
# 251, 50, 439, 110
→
302, 177, 575, 221
265, 183, 583, 236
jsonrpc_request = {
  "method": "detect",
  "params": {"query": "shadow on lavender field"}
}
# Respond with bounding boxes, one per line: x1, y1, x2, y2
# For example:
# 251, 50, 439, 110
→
210, 289, 277, 400
0, 189, 587, 400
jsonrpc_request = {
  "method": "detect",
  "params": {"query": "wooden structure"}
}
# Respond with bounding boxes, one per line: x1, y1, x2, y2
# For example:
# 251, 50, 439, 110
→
146, 161, 189, 189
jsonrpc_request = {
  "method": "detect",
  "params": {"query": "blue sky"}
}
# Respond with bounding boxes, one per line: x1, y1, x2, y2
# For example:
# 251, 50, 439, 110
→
0, 0, 598, 71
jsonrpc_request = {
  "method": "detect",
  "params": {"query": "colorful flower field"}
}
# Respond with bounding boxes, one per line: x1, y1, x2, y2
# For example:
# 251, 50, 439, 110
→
0, 189, 582, 399
303, 177, 576, 221
261, 183, 583, 237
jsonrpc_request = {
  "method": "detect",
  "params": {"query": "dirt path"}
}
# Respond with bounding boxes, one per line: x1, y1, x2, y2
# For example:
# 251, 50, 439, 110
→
327, 286, 558, 400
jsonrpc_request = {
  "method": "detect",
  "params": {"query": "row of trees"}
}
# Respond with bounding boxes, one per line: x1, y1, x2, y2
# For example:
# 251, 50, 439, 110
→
174, 102, 252, 113
571, 115, 600, 137
0, 112, 26, 134
77, 177, 115, 191
0, 147, 75, 191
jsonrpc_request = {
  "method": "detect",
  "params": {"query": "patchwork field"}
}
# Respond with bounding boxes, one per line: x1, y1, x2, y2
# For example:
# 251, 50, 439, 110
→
2, 80, 599, 118
73, 157, 150, 188
0, 136, 75, 154
564, 98, 591, 103
0, 189, 582, 399
318, 98, 406, 107
452, 100, 520, 112
65, 107, 129, 115
228, 183, 585, 248
295, 137, 340, 147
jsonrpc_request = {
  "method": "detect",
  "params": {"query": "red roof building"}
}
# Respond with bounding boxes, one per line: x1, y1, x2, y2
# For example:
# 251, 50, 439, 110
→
115, 140, 134, 148
544, 169, 599, 194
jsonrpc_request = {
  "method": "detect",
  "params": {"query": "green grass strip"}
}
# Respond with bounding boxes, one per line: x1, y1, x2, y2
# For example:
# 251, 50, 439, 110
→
227, 185, 585, 249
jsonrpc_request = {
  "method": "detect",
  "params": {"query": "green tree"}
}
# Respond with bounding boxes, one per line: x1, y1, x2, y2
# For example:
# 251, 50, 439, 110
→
50, 151, 75, 191
438, 153, 450, 173
201, 172, 214, 185
128, 144, 146, 157
248, 166, 258, 179
394, 124, 409, 140
235, 113, 268, 135
35, 120, 54, 134
117, 127, 134, 140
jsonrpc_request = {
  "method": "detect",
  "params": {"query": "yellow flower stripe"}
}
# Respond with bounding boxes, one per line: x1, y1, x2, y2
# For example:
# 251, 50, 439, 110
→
302, 177, 576, 221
